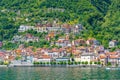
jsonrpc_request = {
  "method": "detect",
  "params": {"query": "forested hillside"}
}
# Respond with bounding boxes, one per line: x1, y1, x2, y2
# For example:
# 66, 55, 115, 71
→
0, 0, 120, 47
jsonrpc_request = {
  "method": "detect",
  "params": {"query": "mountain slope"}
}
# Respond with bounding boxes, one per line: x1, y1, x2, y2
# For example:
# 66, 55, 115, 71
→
0, 0, 120, 48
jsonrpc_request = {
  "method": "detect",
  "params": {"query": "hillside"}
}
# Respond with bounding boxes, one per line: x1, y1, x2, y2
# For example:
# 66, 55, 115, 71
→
0, 0, 120, 48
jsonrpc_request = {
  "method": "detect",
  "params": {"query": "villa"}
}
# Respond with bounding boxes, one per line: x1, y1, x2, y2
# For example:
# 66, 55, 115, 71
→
80, 52, 97, 64
18, 25, 34, 32
106, 52, 119, 66
109, 40, 118, 48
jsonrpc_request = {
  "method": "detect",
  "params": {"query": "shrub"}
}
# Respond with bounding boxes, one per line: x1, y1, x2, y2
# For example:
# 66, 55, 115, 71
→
90, 61, 92, 65
68, 62, 71, 65
107, 62, 111, 66
0, 61, 4, 65
75, 62, 78, 65
60, 61, 63, 65
98, 61, 101, 65
42, 62, 45, 64
53, 62, 56, 65
39, 62, 42, 64
63, 62, 66, 65
50, 62, 53, 65
71, 62, 73, 65
4, 61, 9, 65
46, 62, 49, 64
82, 62, 84, 64
94, 62, 97, 64
78, 62, 81, 64
85, 61, 88, 65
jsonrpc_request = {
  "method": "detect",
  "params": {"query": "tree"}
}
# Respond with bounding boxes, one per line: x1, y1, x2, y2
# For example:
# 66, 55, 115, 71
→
75, 62, 78, 65
90, 61, 92, 65
98, 61, 101, 65
94, 62, 97, 65
78, 62, 81, 65
107, 62, 111, 66
85, 61, 88, 65
82, 62, 85, 64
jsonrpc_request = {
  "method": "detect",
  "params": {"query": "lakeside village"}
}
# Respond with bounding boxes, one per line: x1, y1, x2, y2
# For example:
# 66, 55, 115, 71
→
0, 21, 120, 67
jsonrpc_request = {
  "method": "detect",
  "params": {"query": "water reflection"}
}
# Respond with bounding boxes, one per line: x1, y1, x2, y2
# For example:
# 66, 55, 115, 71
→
0, 67, 120, 80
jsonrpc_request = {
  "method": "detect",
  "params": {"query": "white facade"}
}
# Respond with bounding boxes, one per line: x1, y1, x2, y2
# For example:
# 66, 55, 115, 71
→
47, 52, 59, 59
18, 25, 34, 32
47, 27, 62, 32
80, 53, 96, 63
37, 58, 51, 62
34, 27, 47, 32
109, 41, 117, 48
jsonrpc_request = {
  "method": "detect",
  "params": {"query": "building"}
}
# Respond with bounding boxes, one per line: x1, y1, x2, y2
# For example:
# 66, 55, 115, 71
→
22, 34, 39, 42
18, 25, 34, 32
34, 24, 47, 32
62, 24, 71, 34
80, 52, 97, 64
106, 52, 119, 66
0, 51, 5, 62
46, 27, 62, 32
0, 41, 3, 47
12, 35, 22, 43
47, 49, 59, 59
109, 40, 118, 48
98, 53, 106, 66
34, 54, 51, 63
72, 24, 83, 33
56, 57, 69, 63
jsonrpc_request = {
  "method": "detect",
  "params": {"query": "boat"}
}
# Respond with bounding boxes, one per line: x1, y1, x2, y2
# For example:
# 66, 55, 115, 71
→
106, 67, 110, 70
106, 67, 120, 70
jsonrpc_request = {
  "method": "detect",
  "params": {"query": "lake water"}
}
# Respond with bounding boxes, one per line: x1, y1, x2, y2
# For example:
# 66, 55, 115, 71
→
0, 67, 120, 80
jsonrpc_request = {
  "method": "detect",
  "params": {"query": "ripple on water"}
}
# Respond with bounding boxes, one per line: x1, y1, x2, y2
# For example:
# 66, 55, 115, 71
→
0, 67, 120, 80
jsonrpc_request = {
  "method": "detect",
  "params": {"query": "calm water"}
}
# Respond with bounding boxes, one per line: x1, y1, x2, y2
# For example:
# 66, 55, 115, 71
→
0, 67, 120, 80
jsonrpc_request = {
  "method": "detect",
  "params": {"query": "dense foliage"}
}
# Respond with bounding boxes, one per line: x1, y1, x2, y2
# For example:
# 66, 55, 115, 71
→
0, 0, 120, 48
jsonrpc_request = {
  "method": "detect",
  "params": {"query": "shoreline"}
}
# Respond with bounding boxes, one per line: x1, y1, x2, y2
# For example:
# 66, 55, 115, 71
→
5, 64, 119, 68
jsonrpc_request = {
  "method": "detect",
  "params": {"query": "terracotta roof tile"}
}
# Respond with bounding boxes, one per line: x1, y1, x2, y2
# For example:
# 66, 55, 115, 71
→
99, 54, 106, 59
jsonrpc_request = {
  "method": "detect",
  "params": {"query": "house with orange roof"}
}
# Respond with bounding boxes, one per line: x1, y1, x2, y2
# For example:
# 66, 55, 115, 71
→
8, 55, 15, 62
72, 48, 81, 62
86, 38, 94, 45
73, 39, 86, 46
56, 38, 71, 47
106, 52, 119, 66
46, 48, 59, 59
58, 48, 67, 58
23, 33, 39, 42
76, 46, 87, 53
18, 44, 25, 49
98, 53, 107, 66
65, 34, 69, 39
0, 51, 5, 62
34, 54, 51, 63
62, 23, 71, 34
88, 47, 95, 53
46, 35, 51, 41
48, 32, 55, 38
86, 38, 99, 46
